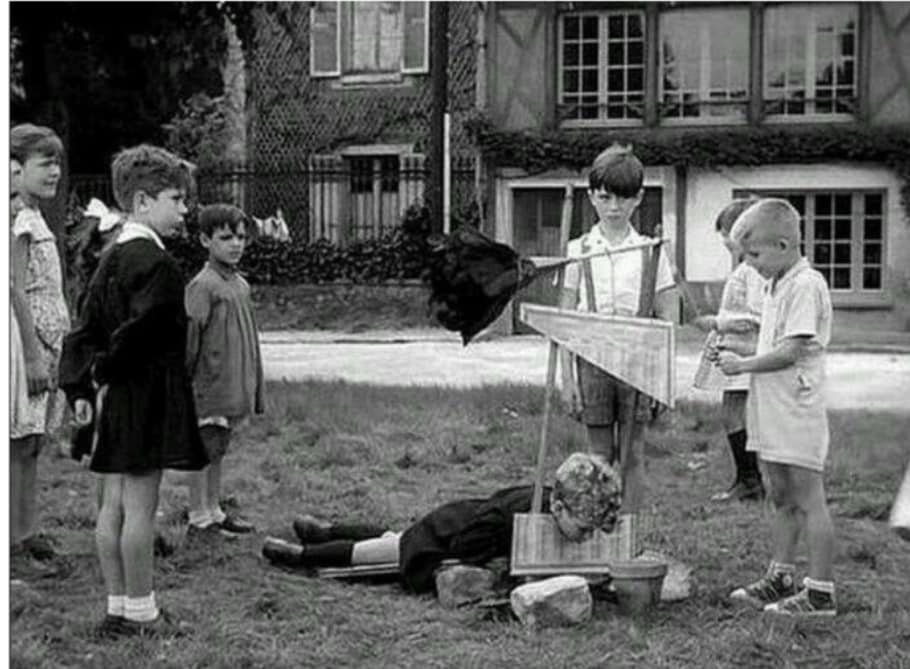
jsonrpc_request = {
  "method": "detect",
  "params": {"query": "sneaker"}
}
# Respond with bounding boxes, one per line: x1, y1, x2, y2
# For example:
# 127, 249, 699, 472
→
764, 580, 837, 617
94, 614, 128, 640
730, 569, 797, 609
262, 537, 305, 568
118, 609, 191, 638
217, 515, 254, 535
292, 515, 332, 544
711, 480, 765, 502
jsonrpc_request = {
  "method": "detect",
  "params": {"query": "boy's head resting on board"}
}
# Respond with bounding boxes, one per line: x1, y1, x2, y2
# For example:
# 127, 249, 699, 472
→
550, 452, 623, 540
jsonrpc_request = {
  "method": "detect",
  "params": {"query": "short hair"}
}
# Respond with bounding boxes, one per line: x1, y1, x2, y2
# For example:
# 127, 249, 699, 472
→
730, 198, 801, 247
714, 198, 759, 234
10, 124, 63, 163
552, 452, 622, 530
198, 203, 250, 238
111, 144, 194, 212
588, 144, 644, 197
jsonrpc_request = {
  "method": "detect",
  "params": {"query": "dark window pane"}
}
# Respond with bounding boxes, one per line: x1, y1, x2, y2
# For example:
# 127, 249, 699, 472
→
564, 16, 579, 40
834, 193, 851, 213
864, 194, 882, 216
564, 43, 579, 67
583, 16, 598, 39
628, 14, 642, 38
814, 243, 831, 264
565, 70, 579, 91
787, 195, 806, 214
583, 43, 598, 64
816, 99, 833, 114
834, 243, 851, 263
628, 67, 643, 92
607, 103, 626, 118
863, 267, 881, 289
815, 195, 831, 216
815, 219, 831, 239
835, 218, 852, 239
608, 15, 624, 37
608, 42, 624, 64
582, 69, 598, 91
833, 267, 851, 288
863, 243, 881, 264
841, 33, 854, 56
838, 61, 854, 85
863, 218, 882, 240
608, 69, 623, 91
628, 41, 643, 65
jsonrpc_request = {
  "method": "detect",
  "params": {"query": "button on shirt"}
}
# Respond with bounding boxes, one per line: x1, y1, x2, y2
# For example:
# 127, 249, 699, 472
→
746, 258, 833, 471
562, 225, 675, 315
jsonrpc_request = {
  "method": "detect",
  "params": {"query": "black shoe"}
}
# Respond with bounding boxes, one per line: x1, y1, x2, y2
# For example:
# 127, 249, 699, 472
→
94, 614, 128, 640
293, 515, 332, 544
711, 480, 764, 502
262, 537, 305, 567
218, 515, 255, 535
118, 609, 191, 638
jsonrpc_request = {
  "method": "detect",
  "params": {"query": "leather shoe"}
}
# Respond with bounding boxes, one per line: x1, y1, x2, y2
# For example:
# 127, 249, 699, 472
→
292, 515, 332, 544
262, 537, 305, 567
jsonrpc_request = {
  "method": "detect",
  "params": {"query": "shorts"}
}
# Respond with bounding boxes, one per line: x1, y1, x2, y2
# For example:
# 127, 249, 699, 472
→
10, 433, 43, 458
199, 424, 231, 461
576, 357, 651, 426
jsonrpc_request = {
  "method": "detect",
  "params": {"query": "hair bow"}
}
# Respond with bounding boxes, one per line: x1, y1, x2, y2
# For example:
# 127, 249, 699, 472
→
84, 198, 124, 232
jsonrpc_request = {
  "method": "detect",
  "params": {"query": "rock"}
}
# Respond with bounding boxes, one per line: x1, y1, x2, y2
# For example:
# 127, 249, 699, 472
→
435, 565, 497, 609
638, 550, 693, 601
510, 575, 592, 627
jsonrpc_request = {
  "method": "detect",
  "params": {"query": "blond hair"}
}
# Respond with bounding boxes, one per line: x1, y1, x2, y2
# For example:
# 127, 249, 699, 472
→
730, 198, 801, 247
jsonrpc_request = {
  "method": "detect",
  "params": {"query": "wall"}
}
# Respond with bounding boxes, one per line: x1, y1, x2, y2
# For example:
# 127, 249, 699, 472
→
685, 163, 910, 331
866, 3, 910, 124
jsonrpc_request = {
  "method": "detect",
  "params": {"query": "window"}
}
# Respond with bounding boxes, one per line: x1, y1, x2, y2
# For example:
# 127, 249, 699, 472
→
659, 7, 750, 123
763, 4, 858, 118
559, 11, 645, 123
311, 2, 428, 79
737, 190, 887, 300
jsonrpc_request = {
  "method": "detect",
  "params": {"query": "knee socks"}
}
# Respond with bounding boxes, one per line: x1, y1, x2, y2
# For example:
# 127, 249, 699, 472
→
301, 540, 355, 568
727, 430, 761, 484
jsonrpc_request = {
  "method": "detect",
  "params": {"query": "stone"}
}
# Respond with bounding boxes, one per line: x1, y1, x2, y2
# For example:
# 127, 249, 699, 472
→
638, 550, 694, 601
435, 565, 497, 609
510, 575, 592, 627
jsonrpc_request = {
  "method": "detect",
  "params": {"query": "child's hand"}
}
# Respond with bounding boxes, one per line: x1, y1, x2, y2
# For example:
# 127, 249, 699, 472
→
717, 351, 745, 375
25, 357, 50, 395
74, 398, 93, 426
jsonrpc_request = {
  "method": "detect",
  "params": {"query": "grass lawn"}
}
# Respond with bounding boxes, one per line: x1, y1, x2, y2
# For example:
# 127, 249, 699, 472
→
11, 381, 910, 668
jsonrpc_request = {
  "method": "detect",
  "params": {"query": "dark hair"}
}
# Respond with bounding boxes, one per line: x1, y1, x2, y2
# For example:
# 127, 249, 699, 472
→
714, 198, 759, 234
10, 124, 63, 163
111, 144, 194, 212
198, 203, 250, 237
588, 144, 643, 197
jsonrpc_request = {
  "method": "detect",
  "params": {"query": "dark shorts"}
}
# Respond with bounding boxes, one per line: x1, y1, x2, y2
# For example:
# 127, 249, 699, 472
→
199, 425, 231, 461
10, 434, 43, 458
576, 357, 651, 426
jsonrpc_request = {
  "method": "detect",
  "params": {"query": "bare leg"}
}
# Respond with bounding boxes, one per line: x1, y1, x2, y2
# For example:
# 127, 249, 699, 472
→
96, 474, 126, 597
205, 456, 223, 515
765, 463, 801, 565
790, 467, 835, 581
10, 435, 41, 543
121, 470, 162, 597
586, 425, 616, 464
188, 466, 209, 523
350, 532, 401, 565
617, 418, 646, 513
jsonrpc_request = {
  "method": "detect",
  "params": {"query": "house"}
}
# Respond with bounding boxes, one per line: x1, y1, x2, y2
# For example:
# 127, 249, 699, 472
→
477, 1, 910, 334
246, 1, 480, 243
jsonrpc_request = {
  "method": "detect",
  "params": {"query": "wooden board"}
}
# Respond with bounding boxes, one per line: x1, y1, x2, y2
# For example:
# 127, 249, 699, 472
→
510, 513, 634, 576
520, 304, 675, 407
317, 559, 462, 581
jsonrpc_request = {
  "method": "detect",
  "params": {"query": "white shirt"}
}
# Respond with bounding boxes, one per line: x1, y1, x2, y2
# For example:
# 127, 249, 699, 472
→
117, 221, 165, 250
562, 224, 675, 316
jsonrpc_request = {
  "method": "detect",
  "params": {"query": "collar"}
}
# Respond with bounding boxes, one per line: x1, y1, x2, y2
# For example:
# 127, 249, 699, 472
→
117, 221, 165, 250
587, 223, 639, 249
770, 257, 811, 294
205, 260, 238, 280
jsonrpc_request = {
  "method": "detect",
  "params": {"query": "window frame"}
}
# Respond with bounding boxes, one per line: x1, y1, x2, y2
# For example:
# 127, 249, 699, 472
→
734, 188, 890, 307
310, 1, 429, 81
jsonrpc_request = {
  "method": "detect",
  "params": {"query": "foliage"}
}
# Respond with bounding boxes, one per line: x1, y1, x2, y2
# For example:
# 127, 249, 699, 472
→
465, 114, 910, 217
165, 203, 437, 285
162, 93, 233, 170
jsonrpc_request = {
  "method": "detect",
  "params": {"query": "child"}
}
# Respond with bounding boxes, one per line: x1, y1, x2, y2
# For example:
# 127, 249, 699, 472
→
716, 198, 836, 616
261, 452, 622, 594
60, 144, 209, 637
10, 124, 71, 563
558, 145, 678, 513
693, 199, 765, 502
184, 204, 264, 538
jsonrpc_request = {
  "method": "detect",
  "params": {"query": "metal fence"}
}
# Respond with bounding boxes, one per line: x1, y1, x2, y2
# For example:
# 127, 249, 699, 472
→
70, 156, 478, 243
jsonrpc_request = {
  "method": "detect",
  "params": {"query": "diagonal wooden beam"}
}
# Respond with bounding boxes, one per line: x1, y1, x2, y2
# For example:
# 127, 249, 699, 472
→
874, 4, 910, 106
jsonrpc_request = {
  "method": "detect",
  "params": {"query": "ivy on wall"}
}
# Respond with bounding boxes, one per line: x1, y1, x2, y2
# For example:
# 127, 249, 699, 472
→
465, 115, 910, 219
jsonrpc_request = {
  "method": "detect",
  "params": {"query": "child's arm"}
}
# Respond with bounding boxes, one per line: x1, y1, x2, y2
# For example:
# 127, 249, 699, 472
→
184, 280, 212, 378
11, 230, 49, 394
654, 286, 680, 323
692, 314, 718, 333
717, 335, 810, 375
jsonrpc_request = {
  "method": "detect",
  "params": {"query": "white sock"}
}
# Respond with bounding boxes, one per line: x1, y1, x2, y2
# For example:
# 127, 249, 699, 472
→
124, 592, 159, 623
210, 506, 227, 524
188, 509, 214, 528
769, 561, 795, 575
107, 595, 126, 617
804, 577, 835, 594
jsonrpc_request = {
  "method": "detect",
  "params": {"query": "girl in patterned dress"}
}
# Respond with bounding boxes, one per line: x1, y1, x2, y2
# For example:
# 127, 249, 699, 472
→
10, 124, 71, 561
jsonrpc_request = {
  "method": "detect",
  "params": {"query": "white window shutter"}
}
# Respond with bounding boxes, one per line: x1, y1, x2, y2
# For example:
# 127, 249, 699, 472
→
398, 153, 426, 217
311, 1, 341, 77
309, 154, 345, 243
401, 1, 429, 73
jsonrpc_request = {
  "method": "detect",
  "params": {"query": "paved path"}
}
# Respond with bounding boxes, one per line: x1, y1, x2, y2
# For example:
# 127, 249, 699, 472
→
260, 330, 910, 412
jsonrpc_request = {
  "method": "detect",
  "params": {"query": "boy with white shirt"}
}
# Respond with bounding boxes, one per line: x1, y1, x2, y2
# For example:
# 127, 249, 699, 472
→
558, 145, 678, 512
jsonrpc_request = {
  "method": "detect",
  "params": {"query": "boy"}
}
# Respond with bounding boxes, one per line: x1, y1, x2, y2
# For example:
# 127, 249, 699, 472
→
261, 452, 622, 594
558, 145, 679, 513
10, 124, 71, 565
60, 144, 208, 637
716, 198, 836, 616
693, 199, 765, 502
185, 204, 264, 538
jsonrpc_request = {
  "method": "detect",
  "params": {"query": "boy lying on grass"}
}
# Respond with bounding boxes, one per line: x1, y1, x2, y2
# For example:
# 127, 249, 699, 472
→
262, 452, 622, 593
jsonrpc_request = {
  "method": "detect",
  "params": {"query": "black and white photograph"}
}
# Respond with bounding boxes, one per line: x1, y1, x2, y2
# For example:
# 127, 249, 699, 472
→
6, 1, 910, 666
